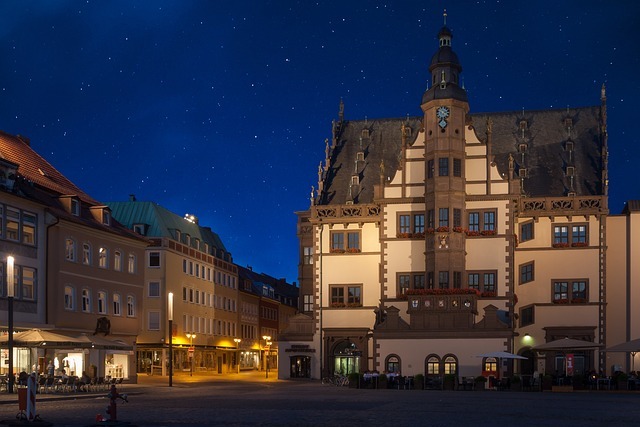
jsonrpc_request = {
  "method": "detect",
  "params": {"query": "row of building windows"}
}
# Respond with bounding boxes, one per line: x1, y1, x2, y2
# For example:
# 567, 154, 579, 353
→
180, 285, 237, 312
181, 258, 213, 282
241, 323, 258, 340
0, 204, 37, 246
0, 261, 36, 300
427, 158, 463, 178
64, 285, 135, 316
260, 306, 278, 321
65, 238, 137, 273
520, 222, 588, 246
397, 271, 495, 294
385, 353, 458, 376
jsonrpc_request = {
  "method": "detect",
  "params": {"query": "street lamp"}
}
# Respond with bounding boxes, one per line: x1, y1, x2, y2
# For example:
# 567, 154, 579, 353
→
262, 335, 272, 379
167, 292, 173, 387
6, 256, 14, 394
186, 333, 196, 376
233, 338, 241, 374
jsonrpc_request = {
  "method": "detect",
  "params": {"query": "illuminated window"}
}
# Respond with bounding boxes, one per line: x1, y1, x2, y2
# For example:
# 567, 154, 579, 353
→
98, 247, 108, 269
303, 294, 313, 312
303, 247, 313, 264
443, 355, 458, 375
427, 355, 440, 375
484, 357, 497, 372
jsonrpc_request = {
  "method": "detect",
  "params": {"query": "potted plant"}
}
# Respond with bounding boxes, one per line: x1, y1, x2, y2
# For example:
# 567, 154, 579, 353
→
443, 374, 456, 390
378, 373, 388, 389
413, 374, 424, 390
510, 375, 522, 391
614, 372, 629, 390
348, 372, 360, 388
572, 373, 585, 390
542, 374, 553, 391
474, 376, 487, 391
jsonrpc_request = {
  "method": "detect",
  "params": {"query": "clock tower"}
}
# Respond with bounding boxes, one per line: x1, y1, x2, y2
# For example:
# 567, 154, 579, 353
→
420, 14, 469, 290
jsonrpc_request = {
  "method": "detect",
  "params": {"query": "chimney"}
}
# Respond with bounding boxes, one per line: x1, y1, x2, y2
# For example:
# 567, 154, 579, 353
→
129, 194, 137, 202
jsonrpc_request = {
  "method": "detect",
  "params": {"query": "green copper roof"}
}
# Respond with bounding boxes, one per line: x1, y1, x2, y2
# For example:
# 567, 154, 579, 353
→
107, 200, 228, 256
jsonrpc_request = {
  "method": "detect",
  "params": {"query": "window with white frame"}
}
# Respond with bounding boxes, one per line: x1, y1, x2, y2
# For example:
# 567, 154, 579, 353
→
128, 253, 136, 273
98, 247, 108, 269
303, 294, 313, 312
127, 295, 135, 317
148, 282, 160, 297
148, 251, 160, 268
82, 243, 92, 265
113, 294, 121, 316
97, 291, 107, 314
148, 311, 160, 330
65, 238, 76, 262
82, 288, 91, 313
114, 251, 122, 271
64, 285, 75, 310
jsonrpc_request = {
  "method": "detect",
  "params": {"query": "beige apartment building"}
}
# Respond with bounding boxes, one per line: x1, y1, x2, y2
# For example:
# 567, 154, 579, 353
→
108, 200, 241, 376
1, 132, 148, 382
287, 21, 610, 382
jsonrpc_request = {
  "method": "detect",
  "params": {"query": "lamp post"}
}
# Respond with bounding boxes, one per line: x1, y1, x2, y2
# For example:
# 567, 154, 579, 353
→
167, 292, 173, 387
262, 335, 272, 379
233, 338, 241, 374
6, 256, 15, 394
186, 333, 196, 376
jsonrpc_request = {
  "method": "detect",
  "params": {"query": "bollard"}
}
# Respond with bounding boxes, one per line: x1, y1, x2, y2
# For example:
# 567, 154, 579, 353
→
27, 373, 37, 421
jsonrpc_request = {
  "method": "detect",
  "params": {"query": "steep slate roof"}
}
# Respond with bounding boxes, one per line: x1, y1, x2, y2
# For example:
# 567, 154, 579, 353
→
0, 130, 147, 242
107, 200, 228, 255
318, 106, 604, 205
318, 117, 423, 205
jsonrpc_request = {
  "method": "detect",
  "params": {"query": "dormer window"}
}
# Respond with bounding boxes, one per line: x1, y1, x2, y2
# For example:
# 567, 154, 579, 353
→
519, 120, 528, 131
133, 224, 148, 235
519, 143, 527, 153
175, 230, 182, 242
519, 168, 528, 178
356, 152, 364, 162
71, 198, 80, 216
564, 117, 573, 129
361, 129, 370, 139
565, 141, 574, 152
351, 175, 359, 185
102, 209, 111, 226
566, 166, 575, 177
185, 234, 191, 246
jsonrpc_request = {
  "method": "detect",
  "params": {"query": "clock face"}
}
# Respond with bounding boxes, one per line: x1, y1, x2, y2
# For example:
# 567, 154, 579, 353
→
436, 106, 450, 119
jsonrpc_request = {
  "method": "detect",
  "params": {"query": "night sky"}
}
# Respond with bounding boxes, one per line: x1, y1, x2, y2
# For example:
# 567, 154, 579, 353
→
1, 1, 638, 284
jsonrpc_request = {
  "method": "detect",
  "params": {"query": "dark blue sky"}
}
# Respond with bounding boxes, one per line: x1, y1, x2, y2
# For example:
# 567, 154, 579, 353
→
1, 1, 638, 284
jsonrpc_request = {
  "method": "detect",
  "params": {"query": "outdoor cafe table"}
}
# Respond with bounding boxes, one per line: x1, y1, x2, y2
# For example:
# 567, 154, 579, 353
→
597, 377, 611, 390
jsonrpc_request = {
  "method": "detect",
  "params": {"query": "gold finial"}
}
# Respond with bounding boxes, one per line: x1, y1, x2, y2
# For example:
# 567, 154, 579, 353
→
443, 9, 447, 26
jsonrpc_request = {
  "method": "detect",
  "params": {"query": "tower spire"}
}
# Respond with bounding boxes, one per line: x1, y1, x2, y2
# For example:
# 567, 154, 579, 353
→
443, 9, 447, 26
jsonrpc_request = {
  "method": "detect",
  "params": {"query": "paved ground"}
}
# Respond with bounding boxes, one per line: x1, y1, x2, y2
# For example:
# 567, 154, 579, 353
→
0, 372, 638, 426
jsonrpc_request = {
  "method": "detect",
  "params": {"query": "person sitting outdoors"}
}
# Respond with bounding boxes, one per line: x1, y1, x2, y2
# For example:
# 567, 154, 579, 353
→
17, 370, 29, 386
77, 371, 91, 392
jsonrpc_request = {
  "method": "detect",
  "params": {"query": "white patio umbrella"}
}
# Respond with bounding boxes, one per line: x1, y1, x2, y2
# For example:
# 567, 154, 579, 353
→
476, 351, 527, 360
76, 333, 133, 350
0, 329, 88, 348
606, 338, 640, 371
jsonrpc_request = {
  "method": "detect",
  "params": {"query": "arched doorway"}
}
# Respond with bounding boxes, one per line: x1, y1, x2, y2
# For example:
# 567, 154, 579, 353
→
331, 340, 361, 375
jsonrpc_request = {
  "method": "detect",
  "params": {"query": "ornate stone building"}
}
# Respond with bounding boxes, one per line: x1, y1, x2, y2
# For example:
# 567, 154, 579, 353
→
288, 20, 608, 382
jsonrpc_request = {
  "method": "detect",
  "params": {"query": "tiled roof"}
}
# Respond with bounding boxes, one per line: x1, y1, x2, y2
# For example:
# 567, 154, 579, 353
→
318, 106, 604, 205
0, 130, 148, 242
0, 131, 98, 204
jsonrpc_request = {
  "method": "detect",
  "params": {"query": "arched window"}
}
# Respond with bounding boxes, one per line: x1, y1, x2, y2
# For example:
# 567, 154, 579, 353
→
443, 354, 458, 375
128, 253, 136, 274
65, 238, 76, 262
426, 354, 441, 375
81, 288, 91, 313
64, 285, 75, 310
483, 357, 498, 373
113, 293, 121, 316
97, 291, 107, 314
98, 247, 108, 269
385, 354, 401, 374
114, 251, 122, 271
127, 295, 135, 317
82, 243, 92, 265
